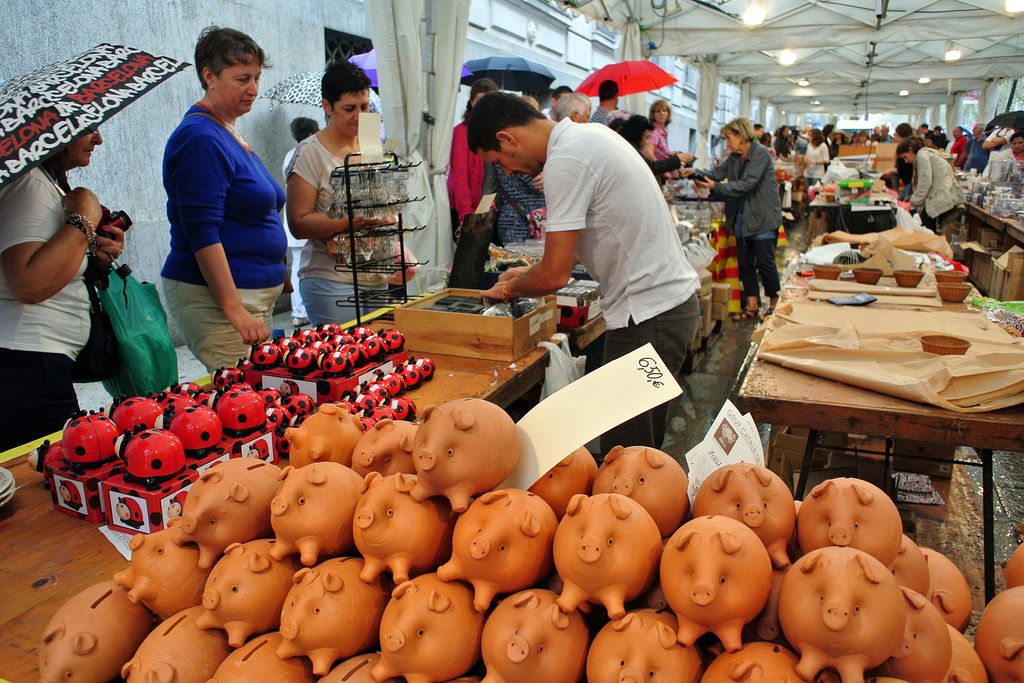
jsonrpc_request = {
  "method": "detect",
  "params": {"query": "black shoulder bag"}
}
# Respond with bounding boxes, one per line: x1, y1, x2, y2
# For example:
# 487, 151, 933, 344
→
71, 257, 120, 382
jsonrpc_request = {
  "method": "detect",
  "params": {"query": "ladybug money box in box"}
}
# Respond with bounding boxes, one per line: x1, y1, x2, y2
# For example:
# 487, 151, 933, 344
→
555, 280, 602, 329
157, 404, 231, 474
209, 387, 280, 465
47, 412, 124, 523
99, 428, 198, 535
261, 349, 410, 406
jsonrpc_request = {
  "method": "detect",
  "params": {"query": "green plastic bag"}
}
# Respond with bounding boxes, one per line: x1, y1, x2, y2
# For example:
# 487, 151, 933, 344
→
99, 267, 178, 397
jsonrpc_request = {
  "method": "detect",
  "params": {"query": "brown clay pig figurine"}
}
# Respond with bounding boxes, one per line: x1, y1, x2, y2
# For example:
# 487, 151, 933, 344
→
778, 546, 906, 683
973, 585, 1024, 683
797, 478, 902, 566
277, 557, 391, 675
373, 573, 485, 683
353, 418, 418, 477
354, 472, 454, 584
480, 589, 589, 683
121, 606, 230, 683
920, 547, 973, 632
553, 493, 662, 619
1006, 543, 1024, 589
528, 446, 598, 519
321, 652, 396, 682
172, 457, 282, 568
269, 462, 364, 566
286, 402, 364, 469
661, 515, 773, 651
209, 631, 314, 683
946, 624, 988, 683
592, 445, 689, 538
39, 581, 154, 683
888, 535, 930, 596
438, 489, 557, 611
113, 519, 211, 619
693, 463, 795, 569
878, 587, 952, 683
700, 641, 802, 683
195, 539, 301, 647
410, 398, 520, 512
585, 608, 703, 683
746, 567, 787, 644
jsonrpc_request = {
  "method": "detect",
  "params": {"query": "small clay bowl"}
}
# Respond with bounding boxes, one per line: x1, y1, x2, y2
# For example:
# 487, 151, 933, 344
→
933, 270, 969, 285
937, 283, 973, 303
893, 269, 925, 288
920, 335, 971, 355
852, 267, 883, 285
813, 265, 841, 280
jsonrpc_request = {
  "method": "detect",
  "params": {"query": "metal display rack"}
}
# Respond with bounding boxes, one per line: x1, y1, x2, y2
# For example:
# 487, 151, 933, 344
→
328, 151, 426, 324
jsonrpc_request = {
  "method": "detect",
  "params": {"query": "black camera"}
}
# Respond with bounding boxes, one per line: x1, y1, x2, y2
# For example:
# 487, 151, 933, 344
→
97, 207, 132, 238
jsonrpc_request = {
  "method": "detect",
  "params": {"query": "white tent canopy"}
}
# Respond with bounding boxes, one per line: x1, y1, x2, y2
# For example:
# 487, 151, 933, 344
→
564, 0, 1024, 116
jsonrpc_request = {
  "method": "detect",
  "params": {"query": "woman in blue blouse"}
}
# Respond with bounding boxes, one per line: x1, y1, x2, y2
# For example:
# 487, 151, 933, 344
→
161, 26, 286, 371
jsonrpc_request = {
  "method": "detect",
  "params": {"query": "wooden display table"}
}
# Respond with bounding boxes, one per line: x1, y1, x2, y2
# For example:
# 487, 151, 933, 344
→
965, 201, 1024, 249
0, 347, 549, 681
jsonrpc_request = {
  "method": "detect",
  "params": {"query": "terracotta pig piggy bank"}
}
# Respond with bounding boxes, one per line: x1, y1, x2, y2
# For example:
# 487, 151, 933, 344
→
322, 653, 396, 682
112, 519, 211, 619
270, 462, 364, 566
593, 445, 689, 538
946, 624, 988, 683
410, 398, 520, 512
209, 631, 313, 683
700, 642, 801, 683
39, 581, 154, 683
661, 515, 773, 651
888, 535, 930, 596
277, 557, 390, 675
778, 547, 906, 683
974, 586, 1024, 683
195, 539, 301, 646
373, 573, 485, 683
746, 568, 787, 644
354, 472, 454, 584
1006, 543, 1024, 589
480, 589, 589, 683
797, 478, 902, 567
121, 606, 230, 683
172, 457, 282, 568
920, 547, 972, 632
586, 609, 703, 683
438, 489, 557, 611
528, 446, 597, 520
878, 587, 952, 683
286, 402, 364, 469
553, 493, 662, 619
353, 419, 418, 477
693, 463, 796, 569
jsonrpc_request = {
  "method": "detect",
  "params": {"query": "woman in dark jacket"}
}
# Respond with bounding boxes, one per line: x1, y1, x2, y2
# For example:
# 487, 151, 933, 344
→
691, 116, 782, 320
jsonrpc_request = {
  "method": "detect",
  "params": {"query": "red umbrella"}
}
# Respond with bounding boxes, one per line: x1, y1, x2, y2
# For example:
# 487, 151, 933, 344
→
576, 61, 677, 97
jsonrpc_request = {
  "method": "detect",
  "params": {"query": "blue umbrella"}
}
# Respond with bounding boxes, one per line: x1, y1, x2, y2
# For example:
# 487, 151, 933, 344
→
351, 49, 472, 88
460, 56, 555, 92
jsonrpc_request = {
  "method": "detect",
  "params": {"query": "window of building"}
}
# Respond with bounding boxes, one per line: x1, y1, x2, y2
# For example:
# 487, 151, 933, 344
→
325, 28, 372, 67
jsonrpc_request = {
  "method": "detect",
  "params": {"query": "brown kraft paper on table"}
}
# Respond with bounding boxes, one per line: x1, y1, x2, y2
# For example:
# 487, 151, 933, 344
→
754, 301, 1024, 412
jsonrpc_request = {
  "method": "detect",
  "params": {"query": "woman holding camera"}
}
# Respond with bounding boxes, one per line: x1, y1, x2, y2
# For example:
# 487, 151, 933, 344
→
161, 27, 286, 371
0, 129, 125, 449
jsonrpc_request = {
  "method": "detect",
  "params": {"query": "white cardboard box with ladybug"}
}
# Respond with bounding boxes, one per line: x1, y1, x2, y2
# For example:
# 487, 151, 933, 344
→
99, 468, 198, 535
48, 458, 123, 524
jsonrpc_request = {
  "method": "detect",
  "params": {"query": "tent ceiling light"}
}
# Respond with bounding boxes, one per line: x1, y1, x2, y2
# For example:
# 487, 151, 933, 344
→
742, 1, 767, 26
798, 78, 810, 87
811, 100, 821, 105
778, 49, 797, 66
943, 43, 962, 61
898, 89, 910, 96
918, 77, 931, 84
1007, 0, 1024, 13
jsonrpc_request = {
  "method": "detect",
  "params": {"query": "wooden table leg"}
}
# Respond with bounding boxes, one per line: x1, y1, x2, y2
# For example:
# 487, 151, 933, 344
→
980, 447, 996, 602
795, 429, 820, 500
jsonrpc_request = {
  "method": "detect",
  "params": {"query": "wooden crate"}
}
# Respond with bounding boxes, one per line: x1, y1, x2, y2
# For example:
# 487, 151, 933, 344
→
393, 288, 557, 361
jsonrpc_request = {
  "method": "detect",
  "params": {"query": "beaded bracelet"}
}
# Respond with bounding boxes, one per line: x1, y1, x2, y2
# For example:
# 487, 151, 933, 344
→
65, 213, 97, 255
501, 281, 513, 304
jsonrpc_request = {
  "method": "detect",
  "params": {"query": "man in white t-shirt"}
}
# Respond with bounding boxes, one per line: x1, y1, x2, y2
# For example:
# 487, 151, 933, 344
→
467, 92, 701, 450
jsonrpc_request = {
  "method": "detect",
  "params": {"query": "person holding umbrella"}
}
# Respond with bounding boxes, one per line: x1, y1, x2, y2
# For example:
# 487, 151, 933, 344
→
0, 128, 125, 449
161, 27, 286, 372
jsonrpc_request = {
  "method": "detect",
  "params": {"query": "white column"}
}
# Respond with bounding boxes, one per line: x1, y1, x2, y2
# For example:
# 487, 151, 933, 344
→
696, 61, 720, 168
739, 79, 751, 121
617, 18, 645, 116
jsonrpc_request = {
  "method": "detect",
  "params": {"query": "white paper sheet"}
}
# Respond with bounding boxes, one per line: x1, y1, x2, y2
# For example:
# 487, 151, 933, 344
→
502, 343, 682, 490
358, 113, 384, 163
99, 525, 134, 560
684, 399, 764, 504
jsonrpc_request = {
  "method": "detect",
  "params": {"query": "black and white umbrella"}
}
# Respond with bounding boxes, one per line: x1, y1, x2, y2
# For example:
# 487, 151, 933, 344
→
0, 43, 189, 188
263, 71, 382, 113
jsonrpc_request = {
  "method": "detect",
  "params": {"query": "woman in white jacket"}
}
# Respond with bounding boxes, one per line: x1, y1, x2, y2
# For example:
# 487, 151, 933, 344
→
897, 136, 964, 235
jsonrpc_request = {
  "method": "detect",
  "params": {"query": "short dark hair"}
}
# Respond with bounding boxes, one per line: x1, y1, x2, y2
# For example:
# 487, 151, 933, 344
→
322, 61, 371, 105
289, 117, 319, 143
810, 128, 824, 146
598, 79, 619, 101
194, 26, 268, 90
897, 137, 923, 155
463, 78, 500, 122
551, 85, 573, 100
754, 123, 764, 131
617, 115, 654, 149
933, 125, 943, 132
1011, 130, 1024, 142
466, 92, 547, 153
894, 123, 914, 139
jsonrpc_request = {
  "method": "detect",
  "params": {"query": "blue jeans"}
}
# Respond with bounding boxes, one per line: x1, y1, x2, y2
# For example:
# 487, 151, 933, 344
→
298, 278, 388, 326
